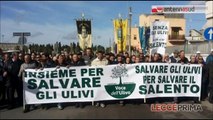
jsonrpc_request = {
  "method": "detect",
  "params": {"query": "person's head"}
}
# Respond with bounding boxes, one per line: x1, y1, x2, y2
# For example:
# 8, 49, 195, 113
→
198, 56, 204, 64
125, 57, 131, 64
139, 53, 144, 58
72, 54, 79, 62
3, 53, 10, 61
57, 54, 65, 65
190, 54, 196, 63
211, 49, 213, 55
12, 53, 18, 61
31, 53, 36, 60
153, 53, 160, 62
179, 50, 185, 59
40, 53, 49, 63
24, 54, 31, 64
86, 48, 93, 56
36, 55, 40, 62
64, 51, 69, 58
109, 53, 115, 61
77, 52, 82, 59
131, 55, 136, 63
145, 55, 150, 62
196, 51, 201, 57
164, 53, 170, 62
124, 52, 129, 58
105, 53, 110, 60
135, 56, 140, 63
117, 55, 123, 63
97, 51, 104, 60
173, 50, 179, 58
19, 53, 23, 60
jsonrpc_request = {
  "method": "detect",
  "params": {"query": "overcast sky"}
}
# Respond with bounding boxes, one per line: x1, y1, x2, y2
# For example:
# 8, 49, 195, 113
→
0, 1, 206, 47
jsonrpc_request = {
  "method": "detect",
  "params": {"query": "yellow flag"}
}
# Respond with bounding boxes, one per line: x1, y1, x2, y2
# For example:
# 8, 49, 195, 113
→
122, 19, 128, 52
113, 19, 128, 53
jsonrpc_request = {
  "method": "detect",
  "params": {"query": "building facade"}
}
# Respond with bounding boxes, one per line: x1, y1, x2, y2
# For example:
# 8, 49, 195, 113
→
137, 14, 186, 47
203, 0, 213, 30
130, 27, 141, 51
0, 43, 22, 51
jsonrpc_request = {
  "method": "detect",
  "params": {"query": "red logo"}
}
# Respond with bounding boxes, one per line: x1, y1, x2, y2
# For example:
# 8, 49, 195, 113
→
152, 6, 163, 13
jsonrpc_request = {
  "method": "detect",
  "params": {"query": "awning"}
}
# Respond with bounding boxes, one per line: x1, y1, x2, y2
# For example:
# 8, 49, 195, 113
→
171, 27, 183, 31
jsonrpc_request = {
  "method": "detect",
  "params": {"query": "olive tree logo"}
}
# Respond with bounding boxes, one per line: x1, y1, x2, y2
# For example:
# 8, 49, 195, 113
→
105, 65, 136, 99
111, 65, 128, 85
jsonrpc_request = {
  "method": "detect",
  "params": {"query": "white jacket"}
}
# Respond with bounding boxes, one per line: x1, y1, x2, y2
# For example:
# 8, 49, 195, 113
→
91, 58, 108, 66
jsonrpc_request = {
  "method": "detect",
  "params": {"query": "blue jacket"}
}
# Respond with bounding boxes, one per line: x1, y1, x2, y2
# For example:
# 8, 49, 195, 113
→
206, 54, 213, 64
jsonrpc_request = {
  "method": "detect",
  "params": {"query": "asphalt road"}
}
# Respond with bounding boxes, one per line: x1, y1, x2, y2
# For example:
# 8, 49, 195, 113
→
0, 100, 213, 119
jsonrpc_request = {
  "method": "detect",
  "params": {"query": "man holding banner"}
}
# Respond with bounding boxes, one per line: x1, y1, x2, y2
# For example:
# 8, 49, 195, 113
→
19, 54, 37, 113
68, 53, 86, 108
91, 51, 108, 108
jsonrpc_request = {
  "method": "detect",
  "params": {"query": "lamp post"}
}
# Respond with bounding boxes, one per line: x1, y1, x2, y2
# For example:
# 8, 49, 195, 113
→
128, 7, 132, 56
118, 13, 123, 53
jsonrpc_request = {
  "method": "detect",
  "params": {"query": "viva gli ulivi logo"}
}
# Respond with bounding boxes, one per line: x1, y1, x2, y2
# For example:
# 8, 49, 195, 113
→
104, 65, 136, 99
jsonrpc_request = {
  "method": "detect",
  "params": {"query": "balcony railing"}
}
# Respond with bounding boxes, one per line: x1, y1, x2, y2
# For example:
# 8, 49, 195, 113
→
169, 35, 185, 40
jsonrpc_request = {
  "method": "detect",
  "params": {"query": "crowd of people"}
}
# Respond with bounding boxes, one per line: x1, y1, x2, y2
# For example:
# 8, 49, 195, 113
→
0, 48, 213, 113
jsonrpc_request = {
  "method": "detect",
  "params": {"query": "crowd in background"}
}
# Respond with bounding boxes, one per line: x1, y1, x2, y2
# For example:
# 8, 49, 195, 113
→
0, 48, 213, 113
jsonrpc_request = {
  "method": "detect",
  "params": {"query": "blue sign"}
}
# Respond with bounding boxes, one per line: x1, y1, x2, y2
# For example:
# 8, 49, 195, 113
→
204, 27, 213, 40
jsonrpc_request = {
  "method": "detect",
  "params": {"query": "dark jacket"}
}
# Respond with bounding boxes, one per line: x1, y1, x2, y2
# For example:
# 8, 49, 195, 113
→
206, 54, 213, 64
8, 59, 23, 77
82, 55, 95, 66
207, 62, 213, 88
39, 60, 56, 68
170, 56, 179, 63
108, 60, 117, 65
3, 59, 23, 86
178, 57, 189, 64
69, 60, 86, 66
0, 60, 3, 81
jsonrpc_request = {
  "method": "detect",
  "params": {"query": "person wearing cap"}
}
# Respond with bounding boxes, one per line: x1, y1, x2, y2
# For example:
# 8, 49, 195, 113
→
206, 49, 213, 64
195, 51, 204, 63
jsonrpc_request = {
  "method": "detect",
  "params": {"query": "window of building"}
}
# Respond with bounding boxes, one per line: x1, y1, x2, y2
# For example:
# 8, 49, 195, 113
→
134, 35, 137, 40
171, 27, 183, 39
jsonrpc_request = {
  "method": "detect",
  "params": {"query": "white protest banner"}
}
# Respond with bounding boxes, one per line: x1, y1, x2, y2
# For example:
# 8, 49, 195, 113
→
150, 21, 169, 55
24, 63, 202, 104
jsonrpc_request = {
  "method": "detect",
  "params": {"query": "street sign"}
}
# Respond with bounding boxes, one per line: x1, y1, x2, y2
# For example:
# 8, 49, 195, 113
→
13, 32, 31, 36
204, 27, 213, 40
